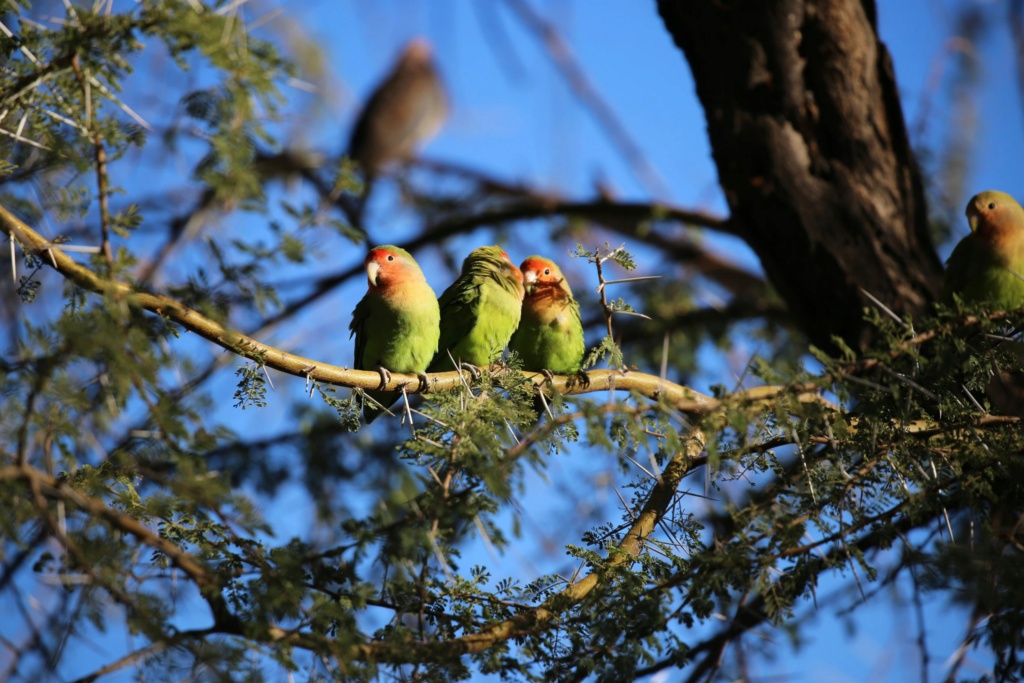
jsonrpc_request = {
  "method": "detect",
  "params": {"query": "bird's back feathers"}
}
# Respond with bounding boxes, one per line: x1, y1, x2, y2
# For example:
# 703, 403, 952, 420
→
430, 246, 523, 371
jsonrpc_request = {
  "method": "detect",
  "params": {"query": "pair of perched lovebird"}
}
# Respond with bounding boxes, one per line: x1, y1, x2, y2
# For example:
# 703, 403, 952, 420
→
349, 245, 585, 421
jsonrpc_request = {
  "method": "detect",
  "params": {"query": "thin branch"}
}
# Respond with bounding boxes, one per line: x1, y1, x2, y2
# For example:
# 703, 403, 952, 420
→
71, 54, 114, 271
0, 201, 827, 417
661, 499, 937, 683
68, 628, 216, 683
500, 0, 671, 197
0, 464, 214, 590
326, 428, 707, 663
424, 196, 737, 238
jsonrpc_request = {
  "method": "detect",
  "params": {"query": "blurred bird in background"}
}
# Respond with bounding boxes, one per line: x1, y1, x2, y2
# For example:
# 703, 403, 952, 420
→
344, 38, 448, 231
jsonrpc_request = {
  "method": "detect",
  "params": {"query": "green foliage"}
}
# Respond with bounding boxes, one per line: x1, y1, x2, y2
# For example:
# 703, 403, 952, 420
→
234, 362, 268, 409
312, 381, 362, 432
581, 335, 622, 371
1, 2, 1023, 682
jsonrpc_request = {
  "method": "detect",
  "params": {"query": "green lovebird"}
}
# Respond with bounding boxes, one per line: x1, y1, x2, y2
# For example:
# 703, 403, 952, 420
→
350, 246, 440, 422
943, 190, 1024, 309
508, 256, 584, 374
428, 246, 525, 372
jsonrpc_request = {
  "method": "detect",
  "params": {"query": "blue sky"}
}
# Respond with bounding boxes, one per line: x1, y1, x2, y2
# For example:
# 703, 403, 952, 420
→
5, 0, 1022, 681
249, 2, 1017, 681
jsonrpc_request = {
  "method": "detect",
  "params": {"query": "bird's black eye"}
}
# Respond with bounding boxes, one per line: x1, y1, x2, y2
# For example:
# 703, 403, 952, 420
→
988, 202, 997, 210
387, 254, 395, 261
544, 268, 550, 275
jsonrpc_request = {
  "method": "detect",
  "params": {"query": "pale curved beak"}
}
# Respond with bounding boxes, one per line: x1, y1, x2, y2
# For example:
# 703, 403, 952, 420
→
523, 270, 538, 284
966, 207, 980, 232
366, 260, 381, 287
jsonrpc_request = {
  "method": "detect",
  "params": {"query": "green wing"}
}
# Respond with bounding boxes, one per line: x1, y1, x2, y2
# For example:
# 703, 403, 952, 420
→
509, 294, 584, 374
349, 294, 372, 369
564, 296, 585, 371
430, 276, 483, 371
942, 236, 975, 304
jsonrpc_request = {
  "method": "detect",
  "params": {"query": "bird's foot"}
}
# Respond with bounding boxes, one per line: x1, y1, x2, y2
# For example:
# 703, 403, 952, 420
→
566, 369, 591, 390
541, 368, 555, 382
375, 366, 392, 390
416, 371, 430, 393
459, 362, 482, 381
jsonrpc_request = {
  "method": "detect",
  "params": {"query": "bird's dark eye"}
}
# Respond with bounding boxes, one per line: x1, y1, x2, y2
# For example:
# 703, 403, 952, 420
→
544, 269, 550, 275
988, 202, 997, 210
387, 254, 395, 261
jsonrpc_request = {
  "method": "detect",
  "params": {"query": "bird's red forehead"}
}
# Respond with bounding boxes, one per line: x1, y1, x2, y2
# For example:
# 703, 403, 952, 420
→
367, 248, 397, 264
521, 257, 552, 273
496, 250, 523, 281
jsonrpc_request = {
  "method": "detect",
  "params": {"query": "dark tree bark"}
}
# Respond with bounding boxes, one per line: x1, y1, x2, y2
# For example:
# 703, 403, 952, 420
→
657, 0, 943, 350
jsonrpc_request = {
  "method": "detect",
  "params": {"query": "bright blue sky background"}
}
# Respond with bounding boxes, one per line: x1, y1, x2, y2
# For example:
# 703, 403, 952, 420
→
5, 1, 1023, 681
260, 2, 1020, 681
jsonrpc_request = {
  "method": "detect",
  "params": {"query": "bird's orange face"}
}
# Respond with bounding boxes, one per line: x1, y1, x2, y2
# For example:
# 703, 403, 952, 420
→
968, 194, 996, 232
520, 258, 562, 287
365, 247, 412, 289
965, 191, 1024, 249
520, 257, 570, 302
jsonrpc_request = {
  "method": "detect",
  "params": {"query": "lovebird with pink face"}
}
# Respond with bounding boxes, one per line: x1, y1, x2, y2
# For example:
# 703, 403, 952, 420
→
943, 190, 1024, 309
350, 246, 440, 422
508, 256, 584, 375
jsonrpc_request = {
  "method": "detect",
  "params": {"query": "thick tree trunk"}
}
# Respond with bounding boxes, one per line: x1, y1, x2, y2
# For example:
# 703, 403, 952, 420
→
657, 0, 943, 350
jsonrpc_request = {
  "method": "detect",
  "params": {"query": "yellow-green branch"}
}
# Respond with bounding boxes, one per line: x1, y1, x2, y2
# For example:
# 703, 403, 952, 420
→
0, 203, 825, 417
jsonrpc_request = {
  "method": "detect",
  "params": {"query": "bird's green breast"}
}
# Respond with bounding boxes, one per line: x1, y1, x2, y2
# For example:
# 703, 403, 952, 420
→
509, 295, 584, 374
955, 236, 1024, 309
359, 285, 440, 372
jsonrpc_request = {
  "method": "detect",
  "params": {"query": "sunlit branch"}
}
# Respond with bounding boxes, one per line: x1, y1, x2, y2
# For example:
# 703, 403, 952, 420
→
6, 201, 1022, 448
0, 202, 823, 418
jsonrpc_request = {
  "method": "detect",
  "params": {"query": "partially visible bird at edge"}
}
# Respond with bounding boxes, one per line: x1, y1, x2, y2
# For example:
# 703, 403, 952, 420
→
942, 190, 1024, 419
942, 190, 1024, 310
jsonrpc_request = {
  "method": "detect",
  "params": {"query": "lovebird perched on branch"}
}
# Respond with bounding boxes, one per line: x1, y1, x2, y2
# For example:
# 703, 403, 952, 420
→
509, 256, 584, 375
428, 246, 524, 372
942, 191, 1024, 419
350, 246, 440, 422
942, 190, 1024, 309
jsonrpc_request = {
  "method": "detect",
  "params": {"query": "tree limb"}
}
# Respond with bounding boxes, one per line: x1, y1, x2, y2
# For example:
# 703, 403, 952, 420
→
657, 0, 943, 351
0, 202, 817, 416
